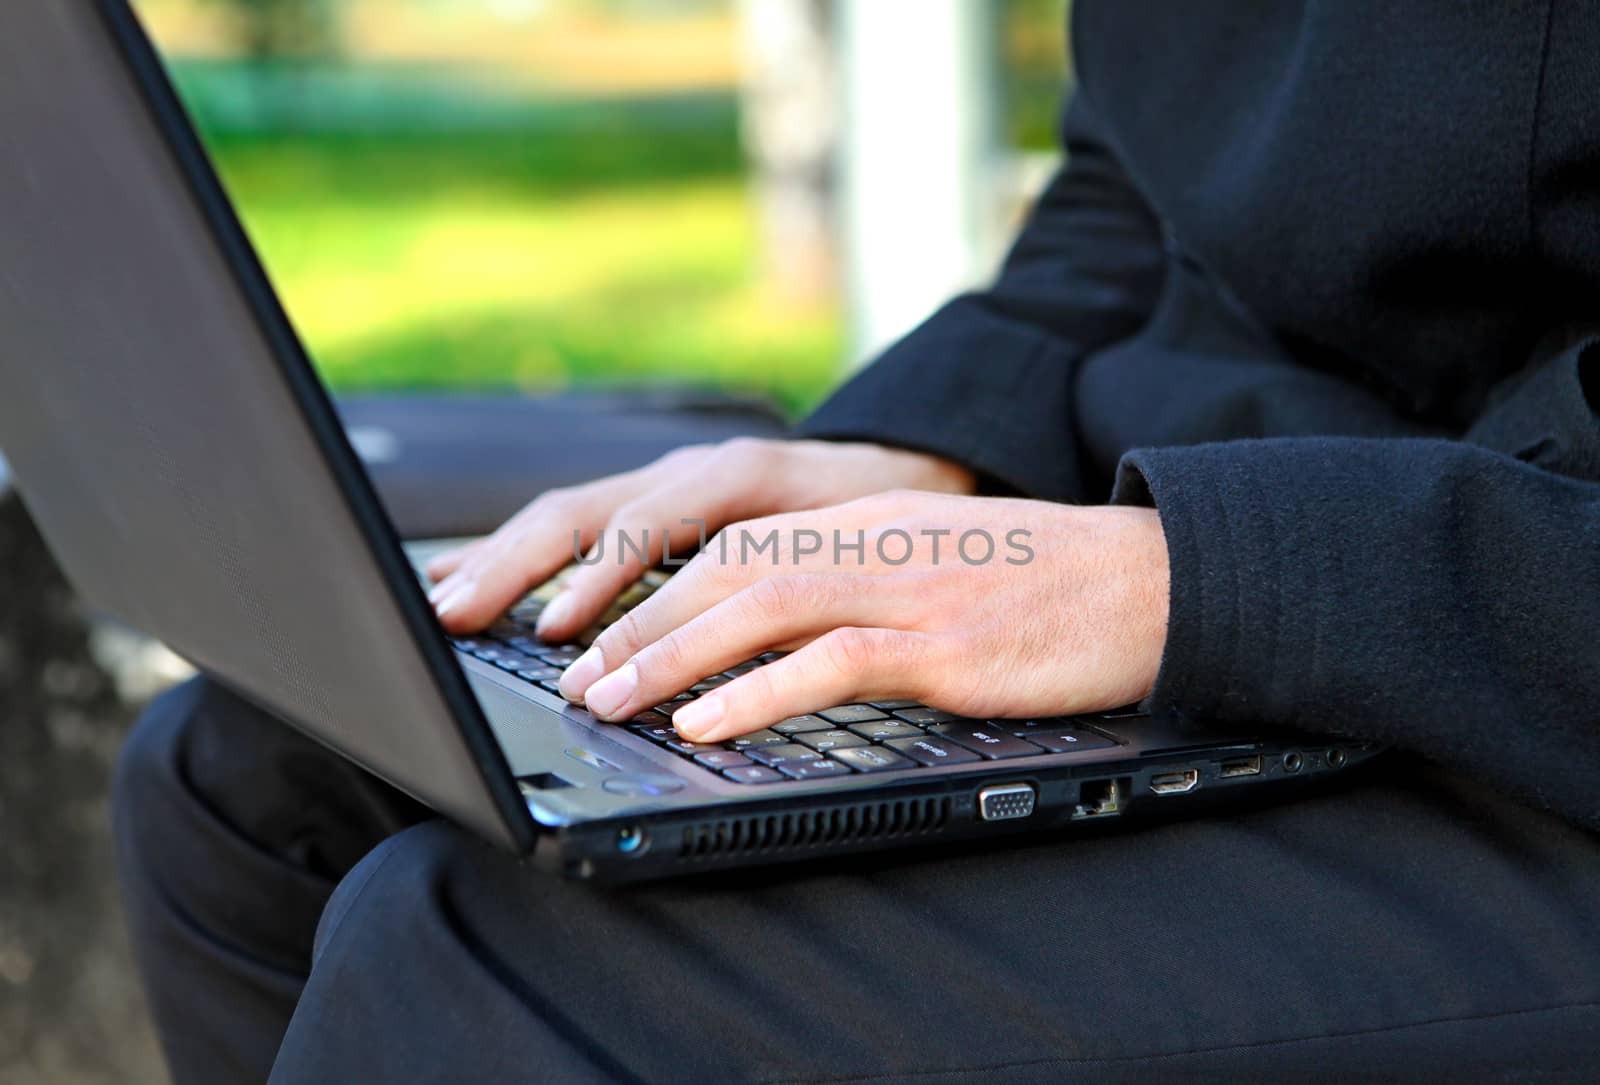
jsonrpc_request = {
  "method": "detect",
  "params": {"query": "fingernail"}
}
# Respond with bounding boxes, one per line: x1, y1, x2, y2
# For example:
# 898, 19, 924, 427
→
535, 592, 575, 638
672, 696, 724, 741
582, 662, 637, 720
558, 646, 606, 703
433, 580, 475, 617
427, 577, 456, 605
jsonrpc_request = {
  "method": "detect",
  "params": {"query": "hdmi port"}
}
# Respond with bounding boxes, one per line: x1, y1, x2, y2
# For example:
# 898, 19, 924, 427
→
1219, 756, 1263, 779
1149, 769, 1200, 795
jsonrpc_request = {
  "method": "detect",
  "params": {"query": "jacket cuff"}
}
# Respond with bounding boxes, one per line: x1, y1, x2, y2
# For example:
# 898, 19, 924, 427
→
796, 296, 1089, 502
1110, 441, 1301, 726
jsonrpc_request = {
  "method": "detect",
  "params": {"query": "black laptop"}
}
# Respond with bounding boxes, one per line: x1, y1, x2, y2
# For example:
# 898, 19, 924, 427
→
0, 0, 1378, 882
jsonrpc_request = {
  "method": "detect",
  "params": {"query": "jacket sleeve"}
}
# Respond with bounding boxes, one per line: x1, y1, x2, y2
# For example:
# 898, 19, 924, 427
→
795, 92, 1166, 502
1112, 337, 1600, 829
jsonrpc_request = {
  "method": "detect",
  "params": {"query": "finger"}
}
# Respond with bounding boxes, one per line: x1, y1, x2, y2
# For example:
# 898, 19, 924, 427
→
430, 491, 612, 633
565, 513, 798, 662
533, 478, 747, 644
670, 626, 936, 742
425, 539, 489, 586
573, 574, 925, 720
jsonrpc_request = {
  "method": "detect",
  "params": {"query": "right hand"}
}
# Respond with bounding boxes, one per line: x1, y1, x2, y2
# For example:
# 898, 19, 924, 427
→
425, 438, 976, 639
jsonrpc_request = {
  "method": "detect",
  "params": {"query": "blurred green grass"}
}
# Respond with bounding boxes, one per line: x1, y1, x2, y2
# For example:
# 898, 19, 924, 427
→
191, 86, 843, 417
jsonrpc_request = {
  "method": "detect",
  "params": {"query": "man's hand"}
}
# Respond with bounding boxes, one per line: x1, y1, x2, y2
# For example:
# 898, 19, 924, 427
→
557, 491, 1171, 741
425, 438, 975, 637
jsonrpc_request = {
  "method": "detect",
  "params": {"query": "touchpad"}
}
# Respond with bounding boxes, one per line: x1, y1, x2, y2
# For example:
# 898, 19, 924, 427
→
469, 672, 667, 779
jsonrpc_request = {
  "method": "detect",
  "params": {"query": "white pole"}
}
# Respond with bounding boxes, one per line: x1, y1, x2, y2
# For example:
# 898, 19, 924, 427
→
738, 0, 838, 302
836, 0, 995, 366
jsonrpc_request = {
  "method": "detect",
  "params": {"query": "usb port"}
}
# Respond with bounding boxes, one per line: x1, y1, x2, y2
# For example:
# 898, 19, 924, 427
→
1219, 756, 1262, 779
1149, 769, 1200, 795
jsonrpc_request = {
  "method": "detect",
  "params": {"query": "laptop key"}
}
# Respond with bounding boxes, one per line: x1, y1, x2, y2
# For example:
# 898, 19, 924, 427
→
794, 729, 870, 752
830, 746, 916, 773
723, 765, 785, 784
1007, 717, 1078, 735
515, 666, 562, 682
846, 719, 924, 742
926, 722, 1045, 760
632, 724, 678, 743
1026, 729, 1118, 754
748, 743, 824, 767
725, 729, 788, 749
1097, 704, 1148, 719
777, 758, 854, 780
694, 750, 753, 770
666, 739, 722, 756
534, 646, 584, 667
869, 699, 922, 710
773, 714, 834, 736
629, 709, 672, 727
884, 735, 981, 766
892, 707, 959, 726
818, 704, 890, 724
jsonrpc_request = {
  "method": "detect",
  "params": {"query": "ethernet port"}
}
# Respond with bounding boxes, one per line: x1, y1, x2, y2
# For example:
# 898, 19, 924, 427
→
1073, 777, 1127, 820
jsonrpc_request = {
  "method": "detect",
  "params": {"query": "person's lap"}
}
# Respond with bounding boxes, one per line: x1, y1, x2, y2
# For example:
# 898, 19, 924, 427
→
115, 678, 1600, 1083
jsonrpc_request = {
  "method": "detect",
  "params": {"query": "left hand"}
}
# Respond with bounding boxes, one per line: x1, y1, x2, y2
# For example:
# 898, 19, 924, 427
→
556, 490, 1171, 742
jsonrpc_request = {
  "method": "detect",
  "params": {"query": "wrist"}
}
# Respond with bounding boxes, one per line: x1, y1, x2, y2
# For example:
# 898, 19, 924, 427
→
1067, 503, 1170, 706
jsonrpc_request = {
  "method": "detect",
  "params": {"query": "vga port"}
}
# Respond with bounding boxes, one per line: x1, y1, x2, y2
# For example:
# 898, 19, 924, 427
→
977, 783, 1037, 821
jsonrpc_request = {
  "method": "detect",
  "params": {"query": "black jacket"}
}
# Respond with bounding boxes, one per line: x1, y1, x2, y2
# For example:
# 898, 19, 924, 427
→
800, 0, 1600, 827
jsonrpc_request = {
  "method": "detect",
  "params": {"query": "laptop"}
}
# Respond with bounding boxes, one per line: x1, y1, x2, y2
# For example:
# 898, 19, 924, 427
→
0, 0, 1379, 883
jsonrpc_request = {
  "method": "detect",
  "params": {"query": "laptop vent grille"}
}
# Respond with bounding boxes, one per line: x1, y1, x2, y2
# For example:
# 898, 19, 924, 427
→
677, 796, 952, 860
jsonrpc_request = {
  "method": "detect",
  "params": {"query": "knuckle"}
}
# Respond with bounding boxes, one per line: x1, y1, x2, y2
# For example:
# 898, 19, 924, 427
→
924, 635, 991, 713
701, 528, 744, 579
819, 626, 886, 677
533, 485, 578, 517
747, 575, 816, 619
712, 438, 783, 492
640, 628, 689, 678
716, 436, 772, 462
609, 498, 651, 532
596, 609, 645, 659
659, 443, 709, 468
734, 661, 780, 707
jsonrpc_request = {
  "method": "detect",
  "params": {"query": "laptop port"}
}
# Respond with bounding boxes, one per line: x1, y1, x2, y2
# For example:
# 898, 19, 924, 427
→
518, 772, 575, 792
1327, 748, 1348, 769
1282, 751, 1304, 773
1219, 756, 1262, 779
1073, 778, 1125, 819
615, 825, 648, 855
977, 783, 1037, 821
1149, 769, 1200, 795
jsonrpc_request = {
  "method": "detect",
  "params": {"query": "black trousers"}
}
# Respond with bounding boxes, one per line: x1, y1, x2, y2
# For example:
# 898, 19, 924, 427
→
112, 678, 1600, 1084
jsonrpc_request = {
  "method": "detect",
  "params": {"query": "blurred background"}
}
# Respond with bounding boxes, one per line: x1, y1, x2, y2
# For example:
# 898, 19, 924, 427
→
1, 1, 1072, 1081
130, 0, 1071, 411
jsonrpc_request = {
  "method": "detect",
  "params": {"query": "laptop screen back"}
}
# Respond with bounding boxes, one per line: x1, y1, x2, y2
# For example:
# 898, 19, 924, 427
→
0, 1, 533, 851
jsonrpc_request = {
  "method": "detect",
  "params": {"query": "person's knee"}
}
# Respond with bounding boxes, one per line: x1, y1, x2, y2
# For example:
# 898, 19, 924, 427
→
311, 821, 475, 963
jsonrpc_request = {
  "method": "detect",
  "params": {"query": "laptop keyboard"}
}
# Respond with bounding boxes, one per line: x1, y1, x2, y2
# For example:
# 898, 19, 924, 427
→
449, 575, 1126, 784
